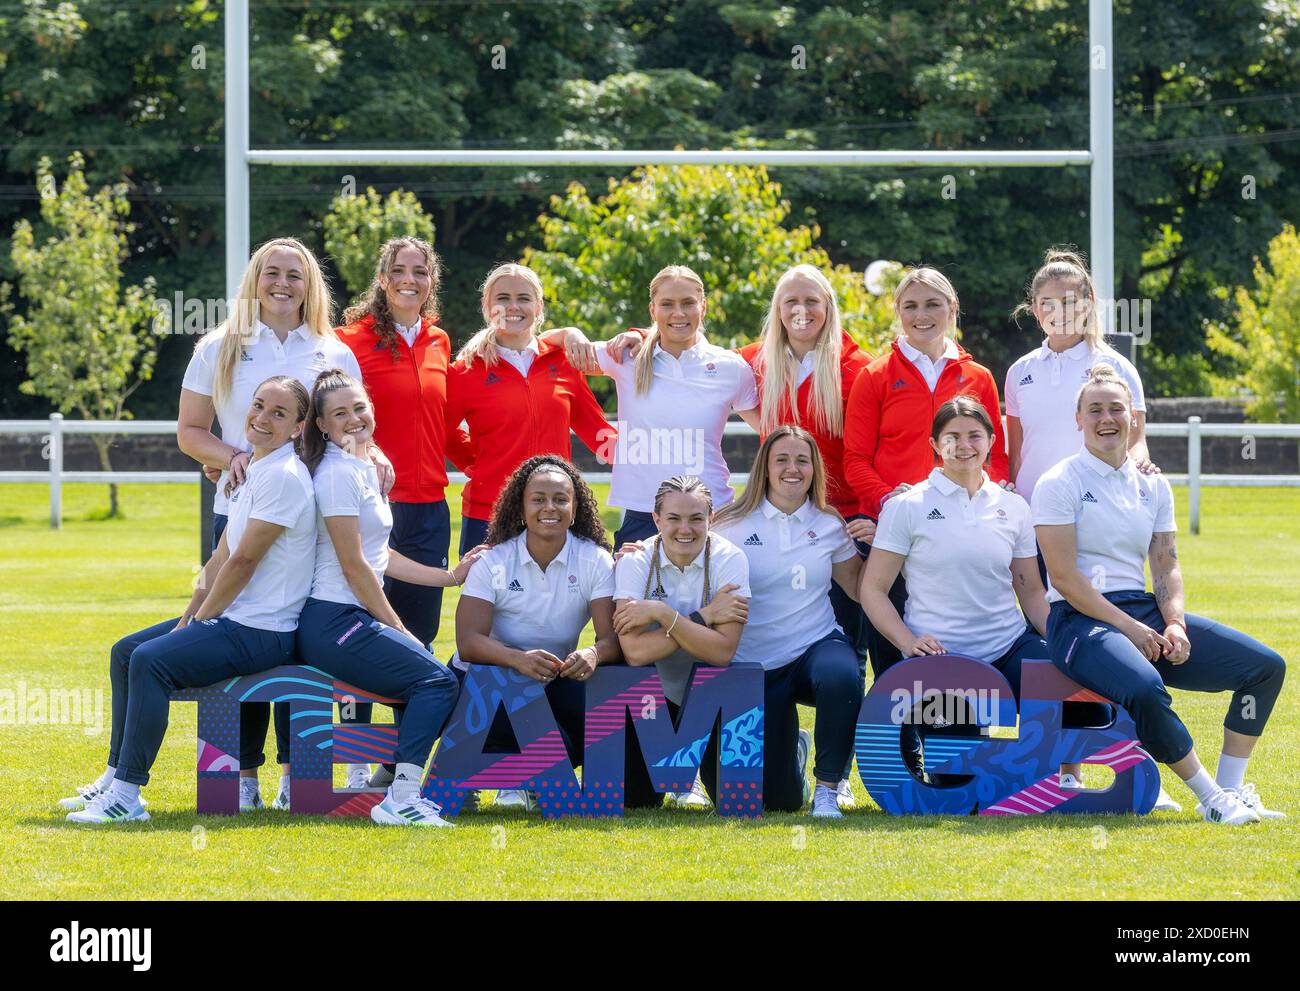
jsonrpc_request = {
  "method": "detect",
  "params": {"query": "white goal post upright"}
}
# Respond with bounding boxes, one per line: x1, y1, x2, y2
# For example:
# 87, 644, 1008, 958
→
225, 0, 1117, 327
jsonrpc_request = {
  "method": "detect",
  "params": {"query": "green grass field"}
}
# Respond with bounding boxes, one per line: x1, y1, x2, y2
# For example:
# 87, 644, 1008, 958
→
2, 482, 1297, 900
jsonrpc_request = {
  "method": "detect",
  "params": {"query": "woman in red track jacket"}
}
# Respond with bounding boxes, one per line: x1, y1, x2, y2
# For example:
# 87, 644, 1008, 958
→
843, 266, 1011, 687
447, 263, 616, 556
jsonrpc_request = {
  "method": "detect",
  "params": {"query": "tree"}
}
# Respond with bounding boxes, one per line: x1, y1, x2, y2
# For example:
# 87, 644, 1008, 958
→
323, 186, 438, 301
524, 163, 896, 366
2, 153, 165, 517
1207, 224, 1300, 421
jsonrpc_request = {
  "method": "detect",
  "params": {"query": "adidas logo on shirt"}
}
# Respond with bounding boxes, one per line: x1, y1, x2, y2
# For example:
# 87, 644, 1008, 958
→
1018, 373, 1034, 386
925, 508, 945, 521
743, 533, 763, 546
507, 578, 524, 591
485, 372, 500, 385
1082, 491, 1099, 504
891, 378, 907, 390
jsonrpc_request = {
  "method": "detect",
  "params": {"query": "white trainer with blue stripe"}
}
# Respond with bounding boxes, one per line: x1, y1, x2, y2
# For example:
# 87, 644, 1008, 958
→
370, 793, 454, 827
66, 790, 150, 824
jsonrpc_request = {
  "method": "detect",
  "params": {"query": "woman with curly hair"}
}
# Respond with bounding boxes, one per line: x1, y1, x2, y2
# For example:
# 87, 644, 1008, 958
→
452, 455, 621, 811
334, 237, 474, 788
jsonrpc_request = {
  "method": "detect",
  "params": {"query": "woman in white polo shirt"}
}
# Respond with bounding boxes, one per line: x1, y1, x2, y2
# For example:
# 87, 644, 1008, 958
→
613, 476, 751, 808
1034, 366, 1286, 826
63, 377, 316, 823
861, 395, 1072, 786
545, 265, 760, 546
1006, 248, 1156, 511
711, 426, 869, 818
296, 368, 485, 827
453, 455, 621, 811
174, 237, 369, 810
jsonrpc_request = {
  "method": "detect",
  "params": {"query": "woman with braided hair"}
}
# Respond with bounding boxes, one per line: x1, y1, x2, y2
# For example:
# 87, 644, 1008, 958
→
612, 476, 751, 809
452, 455, 621, 811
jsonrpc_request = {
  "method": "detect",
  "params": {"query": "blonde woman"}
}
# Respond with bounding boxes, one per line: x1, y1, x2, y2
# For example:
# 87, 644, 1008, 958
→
445, 263, 615, 556
547, 266, 760, 547
842, 266, 1010, 683
712, 426, 867, 817
175, 237, 363, 810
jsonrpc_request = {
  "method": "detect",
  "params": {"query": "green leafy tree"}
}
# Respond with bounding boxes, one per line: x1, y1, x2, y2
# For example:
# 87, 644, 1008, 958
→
1208, 224, 1300, 421
323, 186, 437, 300
3, 153, 165, 517
524, 163, 896, 362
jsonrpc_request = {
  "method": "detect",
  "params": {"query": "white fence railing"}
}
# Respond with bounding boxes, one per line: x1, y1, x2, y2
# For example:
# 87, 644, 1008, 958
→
2, 414, 1297, 533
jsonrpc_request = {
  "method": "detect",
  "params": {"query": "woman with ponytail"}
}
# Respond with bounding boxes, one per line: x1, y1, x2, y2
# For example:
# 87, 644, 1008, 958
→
296, 368, 482, 827
445, 264, 615, 556
64, 377, 317, 823
175, 237, 363, 811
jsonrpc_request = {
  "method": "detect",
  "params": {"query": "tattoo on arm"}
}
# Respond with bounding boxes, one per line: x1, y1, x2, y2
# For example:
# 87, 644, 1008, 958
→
1153, 577, 1169, 604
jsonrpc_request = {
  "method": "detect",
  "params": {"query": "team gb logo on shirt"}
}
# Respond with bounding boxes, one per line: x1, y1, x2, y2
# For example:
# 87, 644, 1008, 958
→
806, 529, 819, 544
704, 362, 718, 376
567, 573, 579, 591
311, 350, 328, 369
996, 508, 1007, 519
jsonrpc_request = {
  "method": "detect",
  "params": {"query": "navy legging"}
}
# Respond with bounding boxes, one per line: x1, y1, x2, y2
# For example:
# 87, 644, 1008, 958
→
114, 617, 294, 786
1046, 590, 1286, 764
296, 598, 459, 768
762, 631, 863, 811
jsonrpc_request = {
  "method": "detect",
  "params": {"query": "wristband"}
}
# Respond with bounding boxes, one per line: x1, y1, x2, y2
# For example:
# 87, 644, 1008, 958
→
689, 610, 707, 627
664, 611, 680, 637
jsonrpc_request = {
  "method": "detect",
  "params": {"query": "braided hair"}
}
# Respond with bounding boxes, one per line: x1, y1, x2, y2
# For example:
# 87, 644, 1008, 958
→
644, 475, 714, 606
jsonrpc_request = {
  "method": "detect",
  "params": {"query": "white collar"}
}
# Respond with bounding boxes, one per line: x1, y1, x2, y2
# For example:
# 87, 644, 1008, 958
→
1079, 448, 1133, 479
760, 497, 815, 523
654, 535, 707, 575
653, 337, 708, 363
394, 316, 422, 335
787, 346, 817, 371
325, 438, 370, 466
928, 467, 991, 498
514, 529, 573, 573
497, 338, 539, 358
1037, 338, 1090, 361
897, 335, 957, 364
252, 320, 310, 344
249, 440, 296, 471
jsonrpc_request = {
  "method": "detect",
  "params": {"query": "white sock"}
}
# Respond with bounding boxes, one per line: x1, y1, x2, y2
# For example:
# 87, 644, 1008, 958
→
95, 765, 116, 790
108, 778, 141, 804
390, 762, 423, 804
1182, 768, 1222, 803
278, 774, 291, 795
1215, 753, 1249, 792
239, 776, 259, 793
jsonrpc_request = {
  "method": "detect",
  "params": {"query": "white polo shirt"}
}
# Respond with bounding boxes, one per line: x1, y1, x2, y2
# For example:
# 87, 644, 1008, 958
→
310, 441, 393, 607
181, 322, 362, 515
713, 499, 857, 669
1031, 449, 1175, 603
221, 442, 317, 632
613, 533, 751, 705
897, 336, 959, 392
1004, 340, 1146, 501
598, 337, 758, 512
873, 469, 1036, 661
452, 531, 615, 671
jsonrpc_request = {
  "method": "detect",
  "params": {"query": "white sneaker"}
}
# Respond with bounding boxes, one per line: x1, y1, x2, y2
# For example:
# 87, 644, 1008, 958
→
494, 789, 534, 811
835, 778, 856, 810
1154, 787, 1182, 812
346, 764, 372, 789
239, 778, 264, 811
1058, 772, 1085, 790
66, 789, 150, 824
679, 773, 712, 809
59, 781, 107, 811
367, 765, 395, 788
796, 729, 812, 808
811, 783, 843, 819
1229, 783, 1286, 820
1196, 789, 1260, 826
271, 783, 290, 810
370, 793, 454, 827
